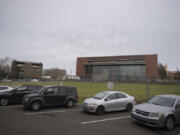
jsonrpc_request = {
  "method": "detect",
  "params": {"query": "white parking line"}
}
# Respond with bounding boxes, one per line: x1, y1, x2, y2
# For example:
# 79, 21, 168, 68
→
81, 116, 130, 125
25, 109, 82, 115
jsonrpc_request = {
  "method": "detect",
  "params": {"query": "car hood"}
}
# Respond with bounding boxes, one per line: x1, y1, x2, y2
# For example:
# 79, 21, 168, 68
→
24, 93, 41, 98
135, 103, 172, 113
84, 97, 102, 104
0, 91, 11, 95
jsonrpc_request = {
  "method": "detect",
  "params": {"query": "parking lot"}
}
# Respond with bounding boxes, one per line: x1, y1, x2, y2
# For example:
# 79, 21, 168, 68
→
0, 105, 180, 135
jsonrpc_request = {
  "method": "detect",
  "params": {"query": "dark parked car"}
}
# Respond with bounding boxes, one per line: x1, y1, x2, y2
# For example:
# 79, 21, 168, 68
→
131, 94, 180, 130
0, 85, 43, 106
22, 85, 78, 111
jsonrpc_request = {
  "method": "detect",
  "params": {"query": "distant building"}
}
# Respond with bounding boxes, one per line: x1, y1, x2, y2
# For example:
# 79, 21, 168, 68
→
167, 71, 176, 80
42, 76, 52, 80
76, 54, 159, 81
43, 68, 66, 80
63, 75, 80, 80
11, 60, 43, 79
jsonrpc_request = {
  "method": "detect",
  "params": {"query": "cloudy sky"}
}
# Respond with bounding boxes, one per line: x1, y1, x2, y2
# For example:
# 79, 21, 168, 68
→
0, 0, 180, 74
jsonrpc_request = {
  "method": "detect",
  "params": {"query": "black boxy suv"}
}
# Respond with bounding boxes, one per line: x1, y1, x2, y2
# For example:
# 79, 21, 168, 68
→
22, 85, 78, 111
0, 85, 43, 106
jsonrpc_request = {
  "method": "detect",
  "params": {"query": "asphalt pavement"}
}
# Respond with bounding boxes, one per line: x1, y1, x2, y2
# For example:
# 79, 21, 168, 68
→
0, 105, 180, 135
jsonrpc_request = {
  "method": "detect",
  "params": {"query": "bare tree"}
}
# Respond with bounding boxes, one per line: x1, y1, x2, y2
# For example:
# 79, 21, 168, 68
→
43, 68, 66, 80
158, 63, 167, 79
0, 57, 14, 79
174, 68, 180, 80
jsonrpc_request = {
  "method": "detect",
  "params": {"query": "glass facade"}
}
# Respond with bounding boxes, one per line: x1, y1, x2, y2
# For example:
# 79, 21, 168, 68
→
85, 65, 146, 82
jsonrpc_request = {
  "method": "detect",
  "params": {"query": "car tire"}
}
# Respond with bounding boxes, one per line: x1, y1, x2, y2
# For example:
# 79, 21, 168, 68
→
165, 116, 175, 131
0, 98, 9, 106
31, 101, 42, 111
66, 100, 74, 108
96, 106, 105, 115
126, 103, 133, 112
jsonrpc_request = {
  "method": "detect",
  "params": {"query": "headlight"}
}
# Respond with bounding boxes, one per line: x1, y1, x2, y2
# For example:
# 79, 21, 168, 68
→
149, 112, 163, 118
132, 107, 136, 112
89, 103, 97, 106
24, 97, 29, 102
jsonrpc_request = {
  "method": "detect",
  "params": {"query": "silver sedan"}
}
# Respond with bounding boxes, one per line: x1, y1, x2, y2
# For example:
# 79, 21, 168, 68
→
83, 91, 136, 115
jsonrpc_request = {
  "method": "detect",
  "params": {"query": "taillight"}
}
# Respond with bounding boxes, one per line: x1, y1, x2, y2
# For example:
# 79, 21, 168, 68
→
76, 95, 79, 100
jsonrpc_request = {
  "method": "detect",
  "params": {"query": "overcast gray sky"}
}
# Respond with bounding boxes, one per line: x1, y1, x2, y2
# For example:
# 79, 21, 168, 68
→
0, 0, 180, 74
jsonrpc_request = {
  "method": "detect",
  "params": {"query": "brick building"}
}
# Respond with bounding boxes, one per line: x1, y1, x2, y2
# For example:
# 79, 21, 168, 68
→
76, 54, 159, 81
11, 60, 43, 79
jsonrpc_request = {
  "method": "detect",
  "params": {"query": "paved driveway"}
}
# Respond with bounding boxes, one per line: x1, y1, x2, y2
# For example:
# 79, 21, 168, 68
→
0, 105, 180, 135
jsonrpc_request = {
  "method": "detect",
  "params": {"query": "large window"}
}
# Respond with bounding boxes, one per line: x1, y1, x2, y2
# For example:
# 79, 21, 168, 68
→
91, 65, 146, 81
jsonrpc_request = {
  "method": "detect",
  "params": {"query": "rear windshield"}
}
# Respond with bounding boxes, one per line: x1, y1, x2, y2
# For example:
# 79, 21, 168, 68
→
147, 96, 175, 107
0, 87, 8, 90
93, 92, 108, 100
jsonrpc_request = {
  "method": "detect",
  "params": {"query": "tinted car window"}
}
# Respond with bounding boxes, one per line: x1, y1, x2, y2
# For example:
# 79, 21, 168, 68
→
46, 87, 58, 94
107, 93, 117, 100
117, 93, 127, 98
27, 86, 35, 91
0, 87, 8, 90
176, 99, 180, 105
58, 87, 67, 94
67, 87, 76, 94
27, 86, 42, 91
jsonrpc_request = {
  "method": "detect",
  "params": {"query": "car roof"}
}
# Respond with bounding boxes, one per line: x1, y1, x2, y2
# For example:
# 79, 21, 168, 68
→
22, 85, 42, 87
103, 91, 127, 94
0, 86, 12, 88
157, 94, 180, 99
44, 85, 76, 88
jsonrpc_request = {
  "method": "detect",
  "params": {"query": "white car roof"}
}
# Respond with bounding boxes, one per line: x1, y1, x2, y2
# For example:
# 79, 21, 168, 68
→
104, 90, 129, 95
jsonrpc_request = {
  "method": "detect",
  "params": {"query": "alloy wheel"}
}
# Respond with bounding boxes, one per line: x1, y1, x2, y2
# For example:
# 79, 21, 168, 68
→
0, 98, 9, 106
166, 116, 174, 131
67, 100, 74, 108
32, 102, 41, 111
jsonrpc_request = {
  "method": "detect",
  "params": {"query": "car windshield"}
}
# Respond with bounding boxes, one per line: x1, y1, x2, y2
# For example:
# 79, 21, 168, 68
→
38, 87, 47, 94
16, 86, 27, 91
147, 96, 175, 107
93, 92, 108, 100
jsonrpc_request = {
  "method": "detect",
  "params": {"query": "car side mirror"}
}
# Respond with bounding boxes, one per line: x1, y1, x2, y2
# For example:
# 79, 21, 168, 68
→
105, 98, 110, 101
175, 104, 180, 109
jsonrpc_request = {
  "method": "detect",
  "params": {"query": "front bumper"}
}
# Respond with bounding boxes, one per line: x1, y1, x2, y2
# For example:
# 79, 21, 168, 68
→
83, 104, 97, 113
22, 99, 32, 109
131, 112, 165, 128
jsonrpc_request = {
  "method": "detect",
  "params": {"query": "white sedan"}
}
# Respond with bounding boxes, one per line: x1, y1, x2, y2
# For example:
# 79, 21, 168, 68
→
83, 91, 136, 115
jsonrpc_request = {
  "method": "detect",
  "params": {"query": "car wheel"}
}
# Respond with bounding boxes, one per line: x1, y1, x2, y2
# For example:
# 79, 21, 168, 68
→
126, 103, 133, 112
96, 106, 105, 115
0, 98, 9, 106
165, 116, 175, 131
31, 101, 42, 111
66, 100, 74, 108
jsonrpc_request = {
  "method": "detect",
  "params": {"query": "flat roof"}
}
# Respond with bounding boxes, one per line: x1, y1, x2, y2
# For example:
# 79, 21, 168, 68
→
77, 54, 158, 59
13, 60, 42, 65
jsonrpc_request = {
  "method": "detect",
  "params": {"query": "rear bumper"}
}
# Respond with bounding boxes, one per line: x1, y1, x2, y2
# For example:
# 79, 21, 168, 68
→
131, 112, 165, 128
